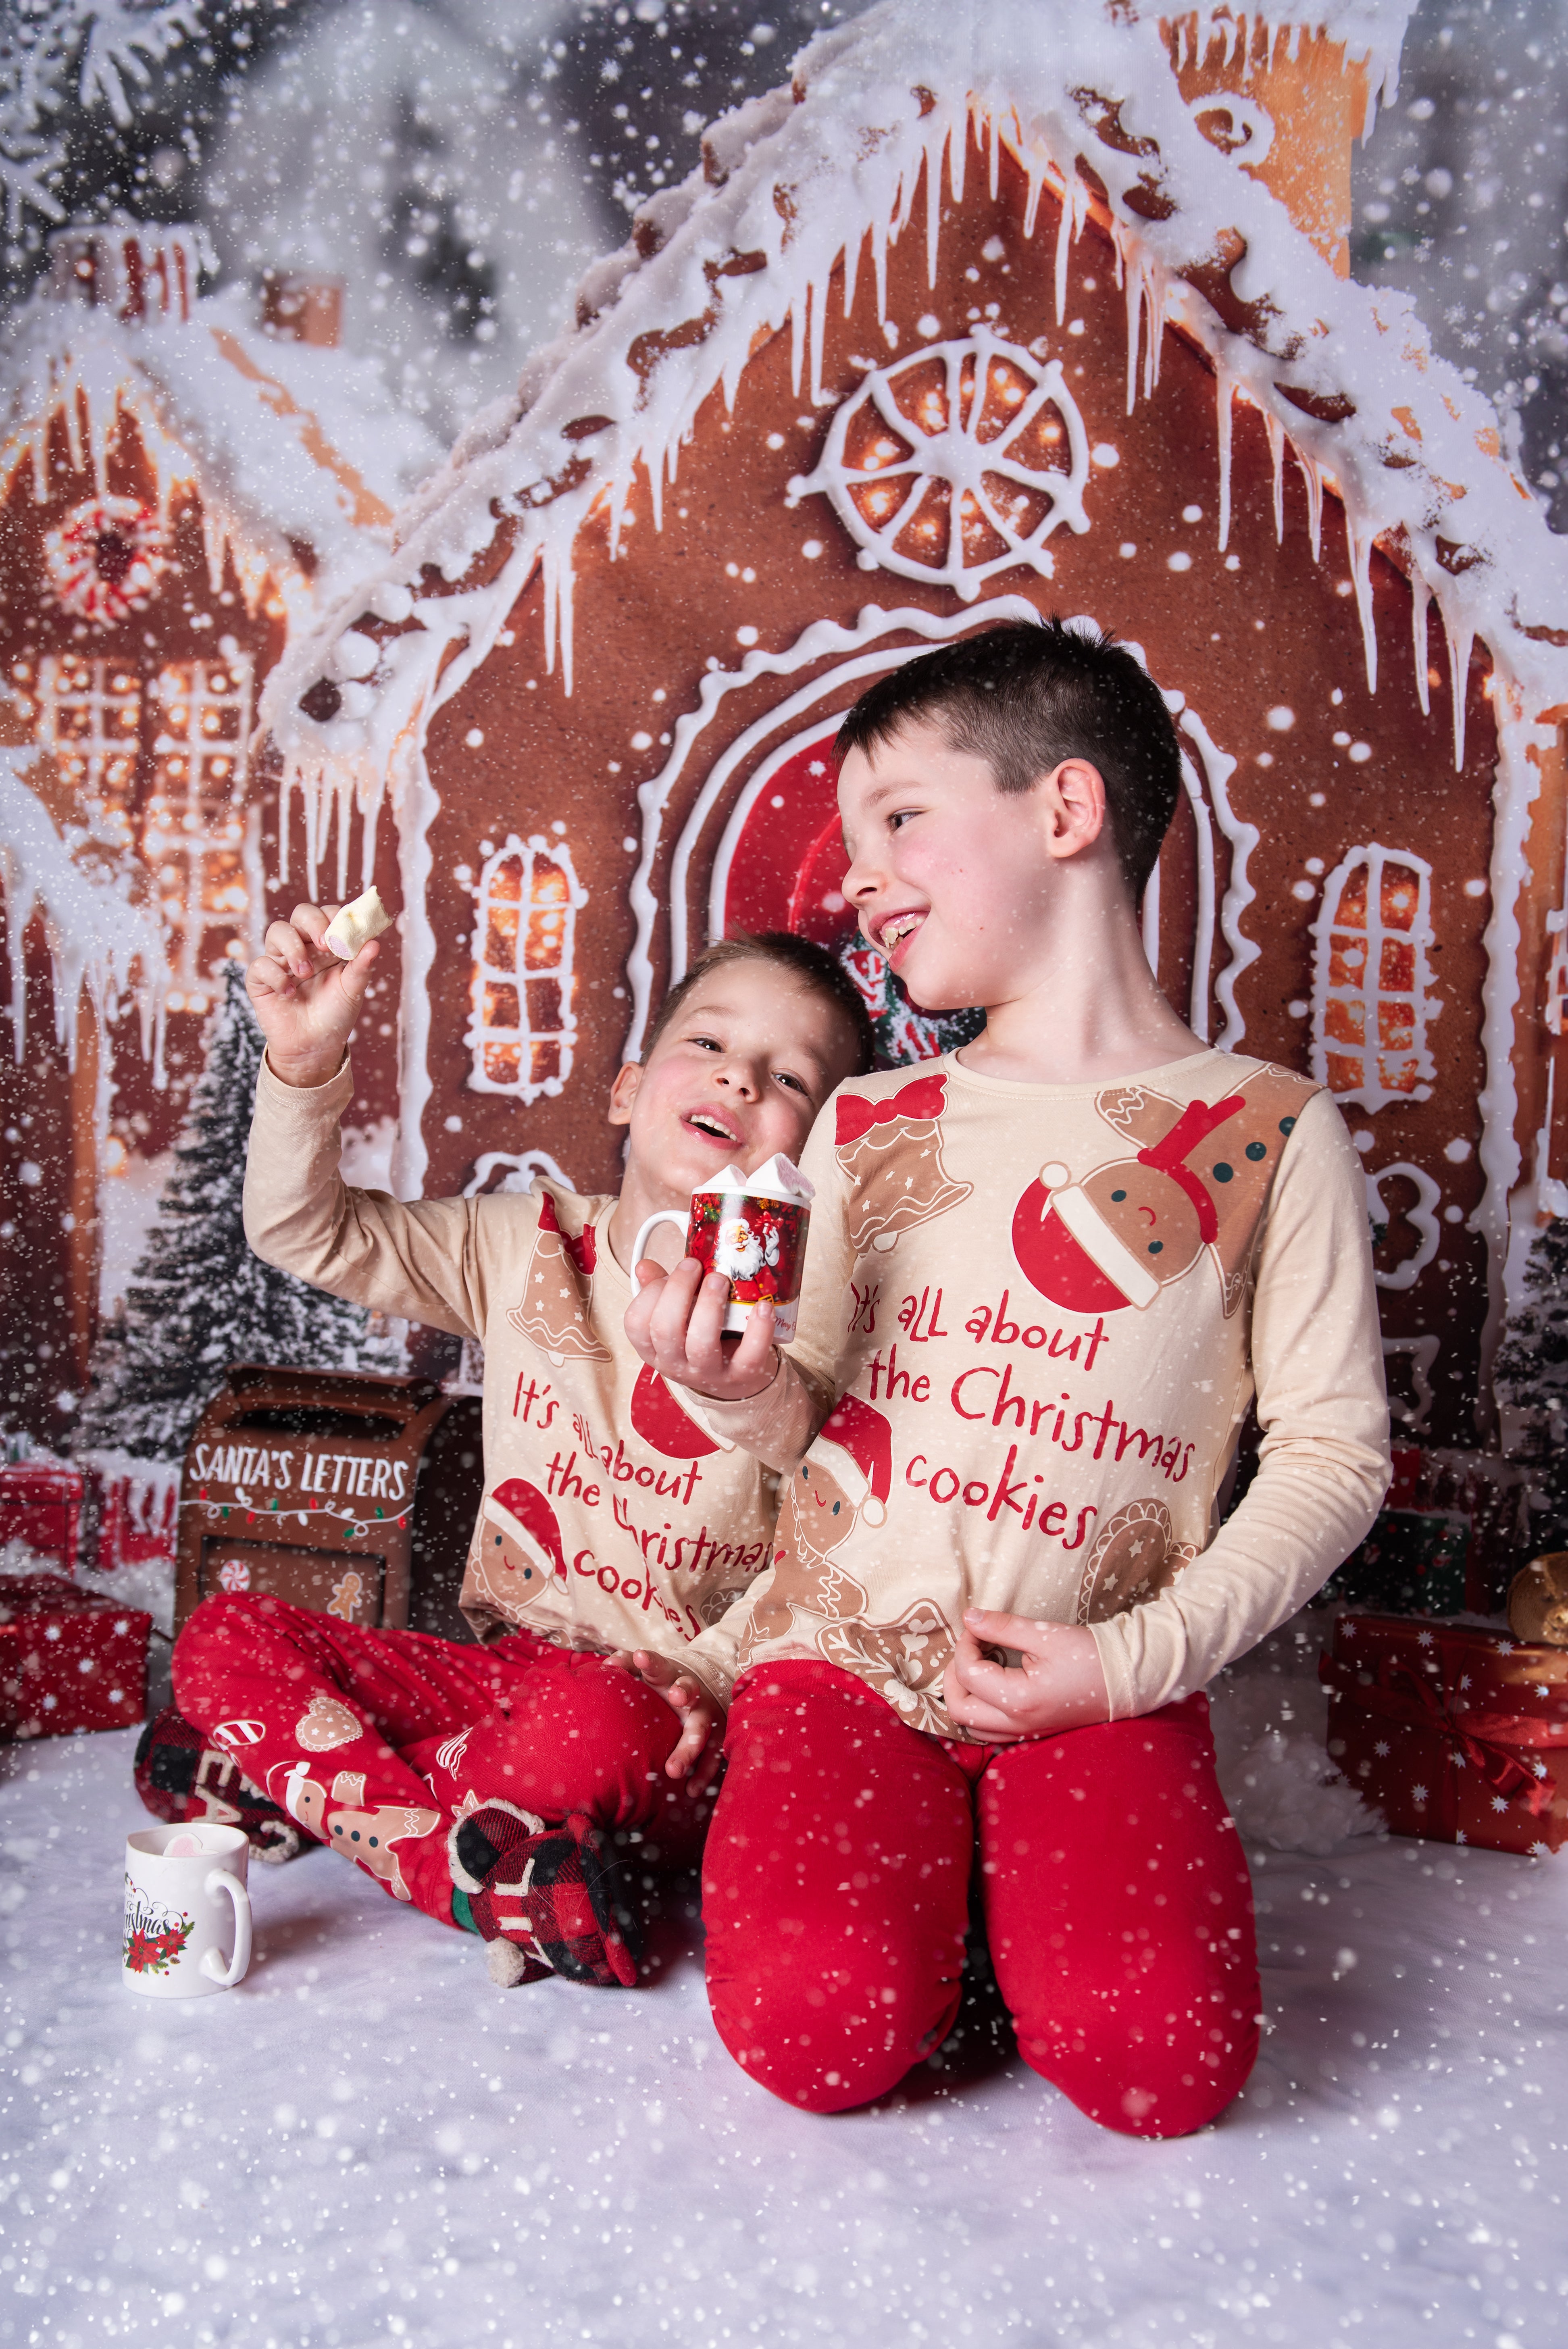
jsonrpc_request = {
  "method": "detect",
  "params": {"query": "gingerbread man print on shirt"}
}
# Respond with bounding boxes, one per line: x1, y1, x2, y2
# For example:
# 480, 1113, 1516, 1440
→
1074, 1497, 1199, 1626
465, 1475, 568, 1628
835, 1072, 971, 1256
1011, 1067, 1317, 1318
509, 1191, 611, 1365
266, 1760, 441, 1902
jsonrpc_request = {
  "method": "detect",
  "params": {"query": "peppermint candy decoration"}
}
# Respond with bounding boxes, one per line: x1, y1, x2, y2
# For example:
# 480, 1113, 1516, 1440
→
44, 495, 171, 627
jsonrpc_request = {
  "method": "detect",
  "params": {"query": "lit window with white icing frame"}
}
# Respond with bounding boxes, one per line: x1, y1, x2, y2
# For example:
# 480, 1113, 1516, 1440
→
1309, 844, 1437, 1110
143, 657, 256, 1013
467, 833, 588, 1101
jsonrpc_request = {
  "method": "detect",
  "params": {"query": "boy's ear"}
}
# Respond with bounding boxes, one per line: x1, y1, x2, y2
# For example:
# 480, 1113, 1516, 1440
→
1040, 758, 1108, 863
607, 1061, 642, 1129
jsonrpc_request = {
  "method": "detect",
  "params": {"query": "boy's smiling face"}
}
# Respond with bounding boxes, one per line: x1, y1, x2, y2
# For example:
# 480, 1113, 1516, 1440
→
838, 716, 1100, 1013
610, 958, 858, 1206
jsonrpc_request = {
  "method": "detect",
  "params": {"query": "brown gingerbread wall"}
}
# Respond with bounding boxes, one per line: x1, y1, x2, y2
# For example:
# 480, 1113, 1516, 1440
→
271, 127, 1501, 1445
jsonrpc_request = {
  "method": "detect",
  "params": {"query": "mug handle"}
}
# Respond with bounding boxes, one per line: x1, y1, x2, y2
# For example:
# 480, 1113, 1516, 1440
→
200, 1870, 252, 1988
630, 1208, 691, 1272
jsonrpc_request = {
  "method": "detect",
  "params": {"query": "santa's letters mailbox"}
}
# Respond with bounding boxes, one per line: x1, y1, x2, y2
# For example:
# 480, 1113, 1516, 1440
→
174, 1366, 483, 1639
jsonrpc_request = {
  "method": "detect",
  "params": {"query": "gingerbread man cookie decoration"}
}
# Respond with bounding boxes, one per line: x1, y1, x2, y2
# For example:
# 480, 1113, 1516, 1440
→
466, 1476, 568, 1626
739, 1395, 891, 1653
1012, 1068, 1316, 1318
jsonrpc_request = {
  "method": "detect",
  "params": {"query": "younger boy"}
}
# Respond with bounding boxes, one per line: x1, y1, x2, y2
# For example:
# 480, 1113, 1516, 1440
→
630, 620, 1389, 2128
139, 923, 871, 1988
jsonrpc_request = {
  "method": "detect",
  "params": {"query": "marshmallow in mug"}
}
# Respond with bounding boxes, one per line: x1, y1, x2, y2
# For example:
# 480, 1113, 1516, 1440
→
633, 1154, 814, 1344
324, 885, 392, 960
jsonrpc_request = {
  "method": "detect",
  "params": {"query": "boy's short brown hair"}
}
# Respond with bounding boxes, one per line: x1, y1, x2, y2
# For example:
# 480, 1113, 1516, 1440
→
641, 931, 876, 1076
834, 617, 1182, 904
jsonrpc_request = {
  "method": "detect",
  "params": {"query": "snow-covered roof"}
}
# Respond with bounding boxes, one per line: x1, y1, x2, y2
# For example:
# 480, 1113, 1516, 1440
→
266, 0, 1568, 856
0, 268, 441, 616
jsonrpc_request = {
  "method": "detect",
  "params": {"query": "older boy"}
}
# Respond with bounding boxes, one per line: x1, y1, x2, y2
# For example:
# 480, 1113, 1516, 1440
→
144, 923, 870, 1988
630, 621, 1389, 2127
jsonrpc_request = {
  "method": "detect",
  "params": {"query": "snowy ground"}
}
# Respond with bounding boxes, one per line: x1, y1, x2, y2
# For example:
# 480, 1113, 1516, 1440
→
4, 1695, 1566, 2349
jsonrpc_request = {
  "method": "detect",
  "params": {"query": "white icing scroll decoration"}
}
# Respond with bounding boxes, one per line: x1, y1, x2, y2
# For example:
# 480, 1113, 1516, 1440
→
1382, 1335, 1440, 1432
466, 833, 587, 1104
463, 1148, 574, 1199
787, 329, 1090, 602
1364, 1160, 1441, 1291
1309, 844, 1437, 1111
1186, 93, 1274, 169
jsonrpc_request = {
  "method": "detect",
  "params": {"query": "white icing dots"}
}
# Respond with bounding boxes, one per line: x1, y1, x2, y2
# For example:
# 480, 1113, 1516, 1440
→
1224, 554, 1240, 570
802, 540, 824, 559
736, 626, 760, 646
1333, 731, 1351, 746
622, 836, 637, 852
631, 731, 653, 750
1331, 689, 1345, 706
916, 314, 941, 339
1348, 743, 1372, 763
464, 729, 484, 749
1464, 877, 1487, 898
981, 237, 1007, 263
1444, 1138, 1473, 1163
1118, 542, 1137, 559
1306, 857, 1325, 875
1067, 319, 1085, 337
1181, 504, 1203, 522
1288, 998, 1309, 1017
766, 433, 785, 450
1168, 551, 1191, 572
1291, 880, 1316, 901
1309, 791, 1326, 807
1444, 1204, 1464, 1224
1256, 751, 1274, 767
1266, 706, 1295, 732
1092, 444, 1120, 468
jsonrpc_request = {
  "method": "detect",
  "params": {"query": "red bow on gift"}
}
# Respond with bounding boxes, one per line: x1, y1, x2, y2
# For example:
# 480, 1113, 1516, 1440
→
1320, 1650, 1568, 1819
836, 1073, 948, 1147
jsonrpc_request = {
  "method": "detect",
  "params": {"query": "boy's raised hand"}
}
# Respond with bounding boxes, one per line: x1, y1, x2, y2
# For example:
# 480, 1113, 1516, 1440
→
614, 1650, 726, 1793
624, 1260, 779, 1404
248, 903, 380, 1089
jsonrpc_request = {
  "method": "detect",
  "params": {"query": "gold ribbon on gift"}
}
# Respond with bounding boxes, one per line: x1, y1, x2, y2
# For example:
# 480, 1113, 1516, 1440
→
1320, 1645, 1568, 1823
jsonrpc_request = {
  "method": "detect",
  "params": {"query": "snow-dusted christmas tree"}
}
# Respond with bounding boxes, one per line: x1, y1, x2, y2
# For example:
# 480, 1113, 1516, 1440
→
79, 962, 400, 1461
1493, 1219, 1568, 1539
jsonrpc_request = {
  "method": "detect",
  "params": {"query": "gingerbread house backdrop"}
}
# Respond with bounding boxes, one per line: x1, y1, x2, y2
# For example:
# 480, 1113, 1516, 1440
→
0, 228, 439, 1434
266, 0, 1568, 1452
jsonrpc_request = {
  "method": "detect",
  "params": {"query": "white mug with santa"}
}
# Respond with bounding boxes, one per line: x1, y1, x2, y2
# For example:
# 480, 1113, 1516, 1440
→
632, 1154, 814, 1344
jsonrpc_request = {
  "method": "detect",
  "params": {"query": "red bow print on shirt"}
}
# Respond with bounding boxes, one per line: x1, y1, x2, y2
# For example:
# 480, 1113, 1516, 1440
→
836, 1074, 948, 1147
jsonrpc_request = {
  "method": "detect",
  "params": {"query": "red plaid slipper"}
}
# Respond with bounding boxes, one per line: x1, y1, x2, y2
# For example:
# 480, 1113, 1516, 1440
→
133, 1706, 307, 1865
448, 1800, 640, 1989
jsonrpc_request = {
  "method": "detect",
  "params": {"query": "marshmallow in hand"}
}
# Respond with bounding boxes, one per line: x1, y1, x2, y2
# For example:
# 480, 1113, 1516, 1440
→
324, 886, 391, 961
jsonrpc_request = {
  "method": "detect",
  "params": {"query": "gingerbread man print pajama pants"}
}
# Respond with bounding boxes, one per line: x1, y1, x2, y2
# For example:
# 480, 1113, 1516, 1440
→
172, 1593, 711, 1927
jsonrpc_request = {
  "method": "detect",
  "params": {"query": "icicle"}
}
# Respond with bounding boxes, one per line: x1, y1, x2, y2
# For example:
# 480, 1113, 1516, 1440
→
1411, 572, 1431, 718
1021, 155, 1048, 244
1054, 182, 1073, 325
948, 104, 967, 206
1142, 261, 1164, 401
808, 265, 829, 407
1264, 408, 1285, 542
1435, 585, 1474, 771
1122, 237, 1142, 417
334, 765, 353, 906
1346, 512, 1379, 695
987, 104, 1001, 202
1216, 373, 1234, 553
789, 279, 807, 400
925, 121, 947, 289
64, 385, 85, 481
1293, 445, 1323, 561
870, 208, 889, 324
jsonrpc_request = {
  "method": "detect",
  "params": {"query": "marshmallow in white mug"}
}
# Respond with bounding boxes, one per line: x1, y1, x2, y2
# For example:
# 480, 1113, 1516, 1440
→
324, 885, 392, 961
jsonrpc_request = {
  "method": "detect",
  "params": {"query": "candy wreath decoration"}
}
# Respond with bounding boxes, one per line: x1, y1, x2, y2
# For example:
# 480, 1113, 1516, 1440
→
43, 495, 171, 628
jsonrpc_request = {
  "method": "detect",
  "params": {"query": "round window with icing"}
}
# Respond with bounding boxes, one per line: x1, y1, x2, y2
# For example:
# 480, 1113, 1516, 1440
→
789, 329, 1091, 600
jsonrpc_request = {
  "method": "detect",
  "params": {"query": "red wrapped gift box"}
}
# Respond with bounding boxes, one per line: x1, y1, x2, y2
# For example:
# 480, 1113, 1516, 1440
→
0, 1573, 151, 1740
0, 1462, 83, 1577
1320, 1613, 1568, 1855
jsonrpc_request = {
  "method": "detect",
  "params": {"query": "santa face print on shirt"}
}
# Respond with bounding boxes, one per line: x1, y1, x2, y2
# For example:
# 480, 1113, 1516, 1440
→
1011, 1068, 1316, 1319
465, 1476, 568, 1627
834, 1072, 971, 1256
509, 1191, 611, 1365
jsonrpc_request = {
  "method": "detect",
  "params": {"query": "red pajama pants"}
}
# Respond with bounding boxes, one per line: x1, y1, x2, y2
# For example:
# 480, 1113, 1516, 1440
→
173, 1593, 710, 1930
703, 1662, 1258, 2138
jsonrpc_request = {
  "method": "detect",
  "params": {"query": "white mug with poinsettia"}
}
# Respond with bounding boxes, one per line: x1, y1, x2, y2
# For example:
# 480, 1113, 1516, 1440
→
123, 1824, 252, 1999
